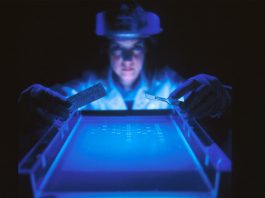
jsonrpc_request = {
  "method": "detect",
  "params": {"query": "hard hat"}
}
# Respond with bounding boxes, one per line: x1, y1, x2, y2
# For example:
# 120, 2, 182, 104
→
95, 3, 163, 39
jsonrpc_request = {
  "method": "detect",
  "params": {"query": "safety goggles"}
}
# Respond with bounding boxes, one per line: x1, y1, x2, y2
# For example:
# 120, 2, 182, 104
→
108, 42, 146, 60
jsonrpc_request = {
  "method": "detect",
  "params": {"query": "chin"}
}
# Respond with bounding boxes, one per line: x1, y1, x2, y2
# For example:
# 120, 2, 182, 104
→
121, 73, 135, 79
121, 76, 137, 84
122, 78, 136, 84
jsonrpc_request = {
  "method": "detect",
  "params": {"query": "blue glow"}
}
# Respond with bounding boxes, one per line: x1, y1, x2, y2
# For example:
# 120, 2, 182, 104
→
95, 11, 162, 38
207, 144, 231, 171
109, 33, 142, 39
58, 116, 197, 172
19, 112, 231, 197
37, 116, 82, 195
41, 115, 212, 194
170, 116, 213, 192
42, 191, 212, 198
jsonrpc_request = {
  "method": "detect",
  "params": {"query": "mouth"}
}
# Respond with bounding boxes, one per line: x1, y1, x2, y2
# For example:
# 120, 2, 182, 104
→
122, 68, 134, 72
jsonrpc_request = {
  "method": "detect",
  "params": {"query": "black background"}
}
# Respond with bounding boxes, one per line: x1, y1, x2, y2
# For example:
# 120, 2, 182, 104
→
5, 0, 265, 197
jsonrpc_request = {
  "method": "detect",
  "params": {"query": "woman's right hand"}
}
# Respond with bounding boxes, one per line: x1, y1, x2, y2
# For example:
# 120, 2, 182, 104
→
18, 84, 72, 132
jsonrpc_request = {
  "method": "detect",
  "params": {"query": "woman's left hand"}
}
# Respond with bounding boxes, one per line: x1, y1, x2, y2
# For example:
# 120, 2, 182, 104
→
168, 74, 231, 119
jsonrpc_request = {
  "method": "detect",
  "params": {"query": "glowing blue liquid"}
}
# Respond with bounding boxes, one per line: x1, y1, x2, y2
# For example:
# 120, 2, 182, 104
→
43, 115, 210, 194
62, 116, 195, 171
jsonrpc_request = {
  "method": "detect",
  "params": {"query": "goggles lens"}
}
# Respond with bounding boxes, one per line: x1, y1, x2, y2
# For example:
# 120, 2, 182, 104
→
109, 42, 145, 58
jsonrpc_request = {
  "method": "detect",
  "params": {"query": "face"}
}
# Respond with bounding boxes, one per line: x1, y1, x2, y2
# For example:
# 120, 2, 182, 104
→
109, 38, 145, 88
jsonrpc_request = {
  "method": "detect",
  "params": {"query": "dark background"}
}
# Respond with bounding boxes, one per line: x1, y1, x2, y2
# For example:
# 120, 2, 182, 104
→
10, 0, 265, 197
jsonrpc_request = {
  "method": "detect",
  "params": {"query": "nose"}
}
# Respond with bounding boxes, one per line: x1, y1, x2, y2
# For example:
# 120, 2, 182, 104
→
122, 49, 133, 61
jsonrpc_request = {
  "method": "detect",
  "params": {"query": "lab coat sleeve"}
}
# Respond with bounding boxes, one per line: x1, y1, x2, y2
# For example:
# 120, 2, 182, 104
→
50, 70, 98, 97
162, 66, 184, 91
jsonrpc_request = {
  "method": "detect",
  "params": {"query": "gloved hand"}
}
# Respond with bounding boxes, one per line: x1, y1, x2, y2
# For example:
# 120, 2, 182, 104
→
168, 74, 231, 119
18, 84, 72, 132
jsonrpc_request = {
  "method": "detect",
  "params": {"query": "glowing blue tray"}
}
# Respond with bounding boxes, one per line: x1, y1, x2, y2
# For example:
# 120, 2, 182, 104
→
19, 110, 231, 198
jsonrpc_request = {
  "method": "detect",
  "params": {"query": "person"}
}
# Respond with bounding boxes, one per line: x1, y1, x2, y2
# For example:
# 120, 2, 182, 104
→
18, 2, 231, 158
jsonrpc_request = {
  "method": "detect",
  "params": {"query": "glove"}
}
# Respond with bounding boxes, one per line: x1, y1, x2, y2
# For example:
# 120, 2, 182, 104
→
18, 84, 72, 133
168, 74, 231, 119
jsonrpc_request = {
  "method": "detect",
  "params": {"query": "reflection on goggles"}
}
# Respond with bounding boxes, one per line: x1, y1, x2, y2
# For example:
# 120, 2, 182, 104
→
109, 44, 145, 58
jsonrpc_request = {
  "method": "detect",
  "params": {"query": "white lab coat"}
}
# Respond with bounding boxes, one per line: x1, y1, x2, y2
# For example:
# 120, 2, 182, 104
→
52, 66, 183, 110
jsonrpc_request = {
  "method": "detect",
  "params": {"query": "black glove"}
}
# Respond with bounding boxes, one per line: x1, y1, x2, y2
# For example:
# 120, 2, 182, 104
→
168, 74, 231, 119
18, 84, 72, 133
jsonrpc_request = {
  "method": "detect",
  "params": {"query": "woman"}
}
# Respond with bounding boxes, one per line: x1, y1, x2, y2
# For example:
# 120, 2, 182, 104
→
18, 3, 231, 147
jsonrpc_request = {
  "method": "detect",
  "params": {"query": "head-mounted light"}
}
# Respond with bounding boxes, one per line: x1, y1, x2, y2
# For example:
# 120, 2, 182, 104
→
95, 4, 163, 39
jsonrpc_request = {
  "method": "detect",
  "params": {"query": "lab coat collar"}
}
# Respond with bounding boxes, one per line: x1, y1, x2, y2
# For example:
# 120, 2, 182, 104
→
105, 67, 150, 110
